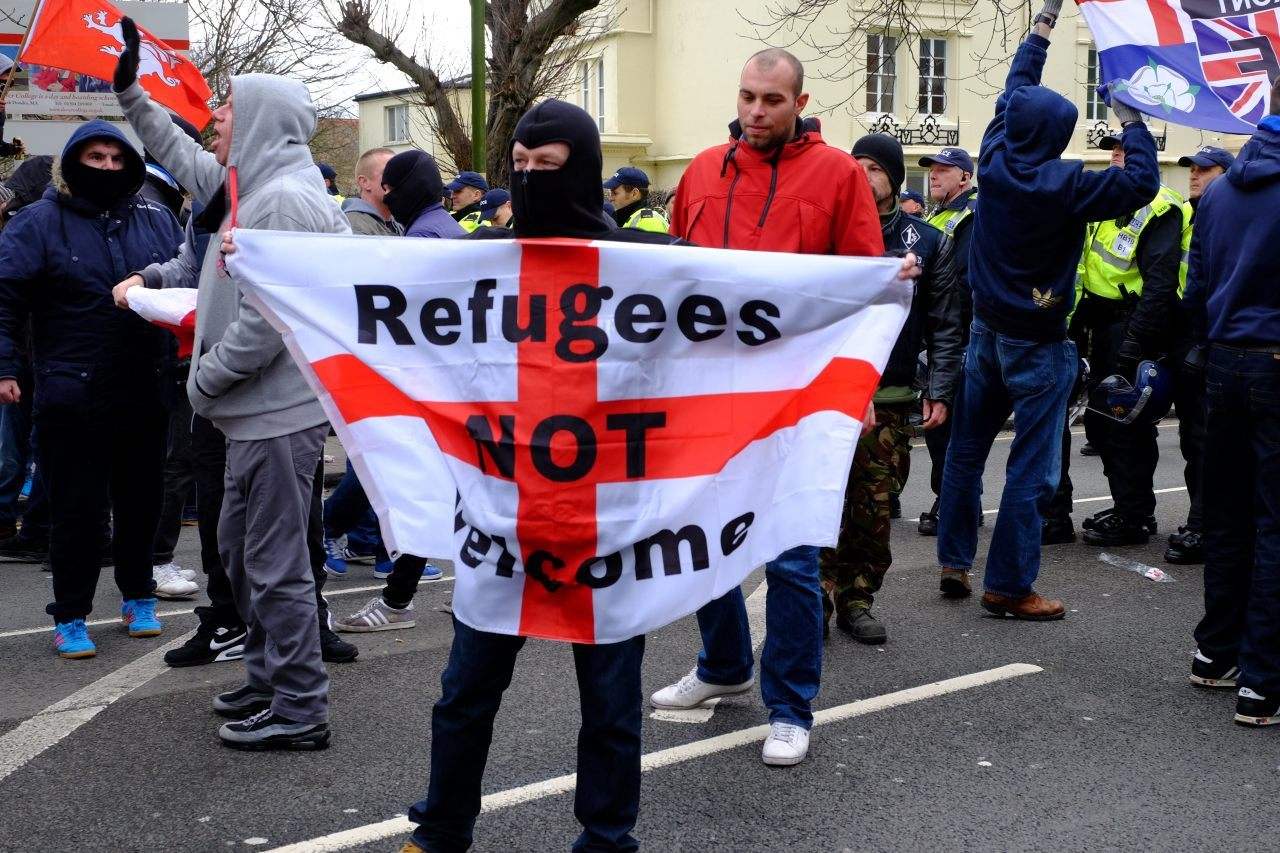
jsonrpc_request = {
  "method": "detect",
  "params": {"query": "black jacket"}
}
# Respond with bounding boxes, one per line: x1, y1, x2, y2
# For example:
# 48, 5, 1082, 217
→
1126, 206, 1184, 354
879, 208, 964, 405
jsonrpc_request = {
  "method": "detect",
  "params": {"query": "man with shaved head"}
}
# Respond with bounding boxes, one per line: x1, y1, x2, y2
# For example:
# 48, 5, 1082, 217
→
656, 45, 913, 768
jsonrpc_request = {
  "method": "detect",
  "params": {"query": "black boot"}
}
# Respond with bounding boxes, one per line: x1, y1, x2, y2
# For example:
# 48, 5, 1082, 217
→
1082, 512, 1151, 546
1083, 507, 1156, 536
1165, 528, 1204, 565
835, 608, 887, 645
1041, 515, 1076, 546
918, 498, 939, 536
320, 626, 359, 663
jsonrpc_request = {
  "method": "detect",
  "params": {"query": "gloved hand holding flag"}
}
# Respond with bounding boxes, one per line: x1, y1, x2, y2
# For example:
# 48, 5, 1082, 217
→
1077, 0, 1279, 134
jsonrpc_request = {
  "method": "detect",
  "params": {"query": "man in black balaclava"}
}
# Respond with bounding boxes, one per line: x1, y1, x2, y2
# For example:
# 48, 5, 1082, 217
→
0, 119, 183, 658
403, 99, 682, 853
380, 149, 464, 239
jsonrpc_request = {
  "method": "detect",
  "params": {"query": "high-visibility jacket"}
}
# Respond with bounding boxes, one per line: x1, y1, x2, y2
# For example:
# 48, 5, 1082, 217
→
1078, 185, 1191, 301
623, 206, 669, 233
926, 191, 977, 239
458, 209, 484, 233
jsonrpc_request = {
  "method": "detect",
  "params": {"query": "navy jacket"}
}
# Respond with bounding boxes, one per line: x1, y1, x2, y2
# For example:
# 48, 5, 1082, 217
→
969, 33, 1160, 342
0, 121, 183, 402
1184, 115, 1280, 346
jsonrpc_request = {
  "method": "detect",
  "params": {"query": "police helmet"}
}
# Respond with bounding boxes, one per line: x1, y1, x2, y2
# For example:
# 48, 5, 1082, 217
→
1087, 359, 1172, 425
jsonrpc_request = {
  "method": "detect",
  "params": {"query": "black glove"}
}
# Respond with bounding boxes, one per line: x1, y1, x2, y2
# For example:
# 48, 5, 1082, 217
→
1116, 336, 1143, 376
112, 16, 141, 93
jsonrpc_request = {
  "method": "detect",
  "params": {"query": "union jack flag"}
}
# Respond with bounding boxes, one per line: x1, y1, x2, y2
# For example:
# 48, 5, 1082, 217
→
1192, 11, 1280, 125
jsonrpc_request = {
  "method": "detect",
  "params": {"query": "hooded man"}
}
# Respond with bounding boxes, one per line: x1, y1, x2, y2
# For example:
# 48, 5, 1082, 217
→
111, 17, 351, 750
401, 98, 683, 853
382, 150, 464, 239
0, 119, 182, 660
935, 1, 1160, 619
1183, 78, 1280, 727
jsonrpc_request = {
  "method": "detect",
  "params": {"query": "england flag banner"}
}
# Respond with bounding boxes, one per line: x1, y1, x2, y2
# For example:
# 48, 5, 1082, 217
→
1078, 0, 1280, 134
229, 233, 908, 644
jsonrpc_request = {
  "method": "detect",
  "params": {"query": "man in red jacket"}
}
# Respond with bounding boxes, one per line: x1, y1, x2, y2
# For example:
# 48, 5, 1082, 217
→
653, 47, 899, 767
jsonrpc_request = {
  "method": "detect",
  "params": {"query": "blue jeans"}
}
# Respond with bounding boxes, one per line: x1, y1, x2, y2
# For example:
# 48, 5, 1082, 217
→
1193, 346, 1280, 698
410, 620, 643, 853
322, 460, 387, 561
937, 319, 1076, 597
695, 544, 823, 728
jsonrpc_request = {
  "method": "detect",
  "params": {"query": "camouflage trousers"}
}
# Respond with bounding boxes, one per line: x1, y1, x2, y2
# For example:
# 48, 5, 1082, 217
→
820, 401, 915, 618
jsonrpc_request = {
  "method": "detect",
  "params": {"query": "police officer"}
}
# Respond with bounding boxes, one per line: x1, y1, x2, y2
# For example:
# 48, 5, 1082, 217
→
899, 189, 925, 216
821, 133, 964, 643
1162, 145, 1233, 564
1072, 133, 1191, 547
604, 166, 670, 232
445, 170, 488, 232
916, 146, 977, 536
478, 188, 512, 228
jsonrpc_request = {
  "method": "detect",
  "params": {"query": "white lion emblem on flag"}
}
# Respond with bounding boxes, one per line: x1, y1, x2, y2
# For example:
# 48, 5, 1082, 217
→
81, 10, 180, 88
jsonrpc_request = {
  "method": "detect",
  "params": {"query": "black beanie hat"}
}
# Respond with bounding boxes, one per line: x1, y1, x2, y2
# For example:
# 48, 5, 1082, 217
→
851, 133, 905, 194
145, 113, 202, 166
381, 150, 445, 227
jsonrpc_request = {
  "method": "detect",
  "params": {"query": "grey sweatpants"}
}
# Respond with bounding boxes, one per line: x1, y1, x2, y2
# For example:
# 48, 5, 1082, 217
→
220, 423, 330, 724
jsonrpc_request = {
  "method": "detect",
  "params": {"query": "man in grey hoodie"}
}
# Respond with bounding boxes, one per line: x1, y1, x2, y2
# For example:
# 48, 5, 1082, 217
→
112, 18, 349, 750
342, 147, 400, 236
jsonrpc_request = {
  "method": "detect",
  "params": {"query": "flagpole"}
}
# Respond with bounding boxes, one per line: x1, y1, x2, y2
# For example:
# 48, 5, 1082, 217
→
0, 0, 44, 101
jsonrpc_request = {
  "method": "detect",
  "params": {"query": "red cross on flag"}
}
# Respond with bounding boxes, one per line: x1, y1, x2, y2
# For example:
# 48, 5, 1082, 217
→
229, 233, 910, 644
19, 0, 213, 128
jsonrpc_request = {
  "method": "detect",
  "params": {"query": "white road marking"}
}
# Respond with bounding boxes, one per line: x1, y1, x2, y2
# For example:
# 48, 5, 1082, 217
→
649, 572, 768, 724
261, 663, 1042, 853
0, 579, 455, 640
909, 486, 1189, 523
910, 420, 1178, 449
0, 631, 193, 784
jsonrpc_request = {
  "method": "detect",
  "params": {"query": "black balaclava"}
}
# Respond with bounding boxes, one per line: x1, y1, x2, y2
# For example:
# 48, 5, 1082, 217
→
509, 99, 613, 238
382, 150, 445, 227
63, 139, 143, 211
850, 133, 906, 196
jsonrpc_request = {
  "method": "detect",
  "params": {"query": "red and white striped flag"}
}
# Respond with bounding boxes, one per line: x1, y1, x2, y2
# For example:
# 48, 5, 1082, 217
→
230, 233, 909, 643
126, 286, 196, 358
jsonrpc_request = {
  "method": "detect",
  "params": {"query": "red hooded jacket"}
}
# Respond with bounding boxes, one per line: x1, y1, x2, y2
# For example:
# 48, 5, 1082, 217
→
670, 118, 884, 257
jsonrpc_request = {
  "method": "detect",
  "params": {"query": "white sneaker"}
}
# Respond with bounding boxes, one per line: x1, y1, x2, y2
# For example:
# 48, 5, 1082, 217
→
153, 563, 199, 600
650, 667, 754, 709
335, 596, 416, 632
761, 721, 810, 766
155, 561, 197, 582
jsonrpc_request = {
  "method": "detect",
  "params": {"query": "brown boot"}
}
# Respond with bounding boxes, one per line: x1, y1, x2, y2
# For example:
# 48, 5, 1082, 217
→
939, 568, 972, 599
981, 591, 1066, 621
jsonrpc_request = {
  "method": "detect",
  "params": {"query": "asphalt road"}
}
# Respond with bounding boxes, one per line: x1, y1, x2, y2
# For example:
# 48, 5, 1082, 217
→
1, 423, 1276, 852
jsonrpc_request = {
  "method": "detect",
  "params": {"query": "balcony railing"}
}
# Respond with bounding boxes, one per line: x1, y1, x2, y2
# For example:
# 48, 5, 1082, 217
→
1085, 120, 1167, 152
866, 113, 959, 146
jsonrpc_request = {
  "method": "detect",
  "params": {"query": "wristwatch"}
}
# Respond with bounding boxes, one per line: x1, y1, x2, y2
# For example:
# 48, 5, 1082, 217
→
1034, 13, 1057, 28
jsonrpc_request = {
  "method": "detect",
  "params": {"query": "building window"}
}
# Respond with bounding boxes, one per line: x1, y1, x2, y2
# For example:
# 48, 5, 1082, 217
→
581, 57, 604, 129
917, 38, 947, 115
904, 170, 927, 201
866, 34, 898, 114
1086, 47, 1108, 121
385, 104, 409, 143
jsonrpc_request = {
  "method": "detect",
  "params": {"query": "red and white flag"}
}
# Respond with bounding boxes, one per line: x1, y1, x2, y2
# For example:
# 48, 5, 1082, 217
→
126, 287, 196, 358
19, 0, 212, 128
230, 233, 909, 643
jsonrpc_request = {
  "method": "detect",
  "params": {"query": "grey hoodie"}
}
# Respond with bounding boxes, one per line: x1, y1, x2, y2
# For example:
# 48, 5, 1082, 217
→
341, 196, 400, 236
117, 76, 351, 440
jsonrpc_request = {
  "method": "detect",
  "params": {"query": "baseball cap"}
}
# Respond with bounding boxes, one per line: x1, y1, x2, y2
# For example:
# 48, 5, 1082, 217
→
603, 166, 650, 190
446, 170, 489, 193
899, 189, 925, 206
1177, 145, 1235, 170
480, 188, 510, 221
317, 162, 337, 181
1098, 133, 1124, 150
918, 147, 974, 173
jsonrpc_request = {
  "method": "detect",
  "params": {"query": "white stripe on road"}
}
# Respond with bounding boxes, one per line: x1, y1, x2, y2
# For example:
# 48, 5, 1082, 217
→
910, 486, 1189, 523
910, 420, 1178, 449
649, 572, 768, 724
261, 662, 1043, 853
0, 631, 193, 784
0, 579, 455, 640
